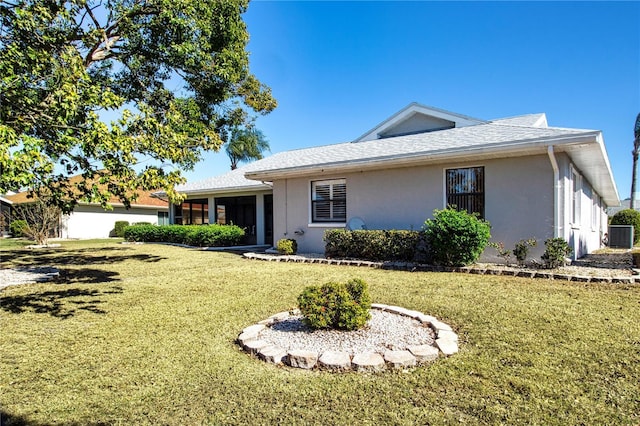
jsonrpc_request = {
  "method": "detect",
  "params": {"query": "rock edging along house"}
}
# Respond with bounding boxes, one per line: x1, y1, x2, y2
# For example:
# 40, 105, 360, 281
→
167, 103, 619, 259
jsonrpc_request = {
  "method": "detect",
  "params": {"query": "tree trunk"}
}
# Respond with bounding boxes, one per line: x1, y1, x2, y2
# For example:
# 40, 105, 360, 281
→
632, 151, 638, 210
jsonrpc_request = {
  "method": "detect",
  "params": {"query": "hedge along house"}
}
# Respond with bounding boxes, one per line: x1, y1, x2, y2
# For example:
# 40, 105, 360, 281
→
174, 103, 619, 260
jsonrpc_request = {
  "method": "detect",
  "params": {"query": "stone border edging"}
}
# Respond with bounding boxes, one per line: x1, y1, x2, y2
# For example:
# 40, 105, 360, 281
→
237, 305, 458, 372
243, 253, 638, 284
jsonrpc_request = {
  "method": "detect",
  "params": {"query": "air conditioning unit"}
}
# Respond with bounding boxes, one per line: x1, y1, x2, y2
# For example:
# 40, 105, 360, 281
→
608, 225, 634, 249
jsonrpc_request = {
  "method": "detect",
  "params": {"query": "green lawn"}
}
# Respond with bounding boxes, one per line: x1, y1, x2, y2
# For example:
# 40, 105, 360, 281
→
1, 240, 639, 425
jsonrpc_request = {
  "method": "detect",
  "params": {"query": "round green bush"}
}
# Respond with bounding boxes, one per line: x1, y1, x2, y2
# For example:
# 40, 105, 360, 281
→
424, 208, 491, 266
9, 219, 28, 238
113, 221, 129, 238
276, 238, 297, 255
610, 209, 640, 244
297, 278, 371, 331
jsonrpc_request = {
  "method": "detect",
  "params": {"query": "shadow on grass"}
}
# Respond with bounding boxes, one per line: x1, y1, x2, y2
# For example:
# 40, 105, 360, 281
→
0, 285, 124, 319
0, 411, 111, 426
1, 246, 166, 268
1, 410, 37, 426
58, 268, 121, 285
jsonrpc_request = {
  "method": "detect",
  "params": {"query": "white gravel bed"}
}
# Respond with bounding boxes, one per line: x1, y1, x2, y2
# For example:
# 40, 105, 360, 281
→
0, 267, 60, 290
259, 309, 435, 354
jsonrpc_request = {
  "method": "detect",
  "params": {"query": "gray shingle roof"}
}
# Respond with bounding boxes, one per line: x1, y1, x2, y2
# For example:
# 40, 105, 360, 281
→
245, 121, 597, 176
176, 162, 271, 193
174, 110, 617, 207
489, 113, 547, 127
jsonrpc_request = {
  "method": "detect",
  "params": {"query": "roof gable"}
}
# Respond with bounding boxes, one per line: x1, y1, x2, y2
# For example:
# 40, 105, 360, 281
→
490, 113, 548, 128
354, 102, 486, 142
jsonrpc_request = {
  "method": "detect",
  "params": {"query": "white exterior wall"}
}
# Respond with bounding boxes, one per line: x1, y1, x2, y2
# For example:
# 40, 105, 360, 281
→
555, 153, 608, 258
272, 155, 557, 257
61, 205, 164, 239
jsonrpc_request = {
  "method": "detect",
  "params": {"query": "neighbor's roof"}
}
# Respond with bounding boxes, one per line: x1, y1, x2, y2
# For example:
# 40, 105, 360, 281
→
244, 118, 618, 206
5, 174, 168, 209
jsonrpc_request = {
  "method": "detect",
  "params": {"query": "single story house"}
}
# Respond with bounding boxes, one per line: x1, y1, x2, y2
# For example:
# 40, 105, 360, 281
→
6, 185, 168, 240
0, 195, 13, 236
172, 103, 620, 259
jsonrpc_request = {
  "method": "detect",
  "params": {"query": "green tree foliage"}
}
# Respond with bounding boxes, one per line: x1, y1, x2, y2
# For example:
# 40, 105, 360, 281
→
225, 126, 269, 170
0, 0, 276, 213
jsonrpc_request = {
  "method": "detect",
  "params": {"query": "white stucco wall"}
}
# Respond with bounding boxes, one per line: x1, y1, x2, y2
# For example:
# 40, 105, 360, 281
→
272, 155, 561, 258
555, 153, 608, 258
61, 205, 164, 239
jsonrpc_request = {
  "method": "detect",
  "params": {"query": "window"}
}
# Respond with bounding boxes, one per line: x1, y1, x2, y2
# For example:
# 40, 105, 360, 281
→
174, 199, 209, 225
311, 179, 346, 222
592, 194, 600, 230
446, 166, 485, 217
157, 211, 169, 226
572, 169, 581, 226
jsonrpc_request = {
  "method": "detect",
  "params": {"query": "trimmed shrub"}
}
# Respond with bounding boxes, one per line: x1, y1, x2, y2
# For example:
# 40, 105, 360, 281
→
610, 209, 640, 244
297, 278, 371, 331
113, 221, 129, 238
541, 237, 572, 269
186, 225, 245, 247
513, 238, 537, 265
124, 224, 244, 247
9, 219, 28, 237
488, 241, 512, 263
324, 229, 423, 262
424, 208, 491, 266
276, 238, 297, 255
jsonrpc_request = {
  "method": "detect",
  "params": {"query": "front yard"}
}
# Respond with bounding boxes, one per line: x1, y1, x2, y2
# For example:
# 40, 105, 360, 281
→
0, 240, 638, 425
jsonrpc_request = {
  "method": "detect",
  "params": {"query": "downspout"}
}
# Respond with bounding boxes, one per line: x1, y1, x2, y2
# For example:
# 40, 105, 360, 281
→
284, 179, 288, 237
547, 146, 561, 238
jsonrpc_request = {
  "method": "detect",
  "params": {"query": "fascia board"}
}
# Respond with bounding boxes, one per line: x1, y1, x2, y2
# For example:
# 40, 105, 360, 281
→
75, 202, 168, 210
177, 184, 272, 197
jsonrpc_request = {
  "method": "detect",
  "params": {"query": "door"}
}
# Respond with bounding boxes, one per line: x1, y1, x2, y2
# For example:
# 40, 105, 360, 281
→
214, 196, 257, 245
264, 194, 273, 246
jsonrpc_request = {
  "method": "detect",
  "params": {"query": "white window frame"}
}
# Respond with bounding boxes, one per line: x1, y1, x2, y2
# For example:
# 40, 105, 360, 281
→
309, 178, 346, 226
592, 194, 600, 231
571, 167, 581, 227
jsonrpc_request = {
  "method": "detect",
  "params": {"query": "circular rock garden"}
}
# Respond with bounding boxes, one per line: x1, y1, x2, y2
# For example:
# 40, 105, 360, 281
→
237, 304, 458, 372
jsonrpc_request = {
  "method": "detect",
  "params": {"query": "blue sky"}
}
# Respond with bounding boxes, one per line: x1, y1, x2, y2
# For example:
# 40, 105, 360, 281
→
185, 1, 639, 202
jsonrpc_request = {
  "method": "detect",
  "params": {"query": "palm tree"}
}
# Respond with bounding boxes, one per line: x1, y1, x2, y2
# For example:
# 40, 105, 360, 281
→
631, 113, 640, 209
225, 127, 270, 170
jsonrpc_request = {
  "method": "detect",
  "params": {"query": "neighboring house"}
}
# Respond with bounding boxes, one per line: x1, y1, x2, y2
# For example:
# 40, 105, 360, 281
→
5, 187, 168, 240
0, 195, 13, 236
173, 103, 620, 259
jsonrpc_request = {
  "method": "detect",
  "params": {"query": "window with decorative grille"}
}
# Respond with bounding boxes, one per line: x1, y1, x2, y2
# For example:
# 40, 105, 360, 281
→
446, 166, 485, 218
